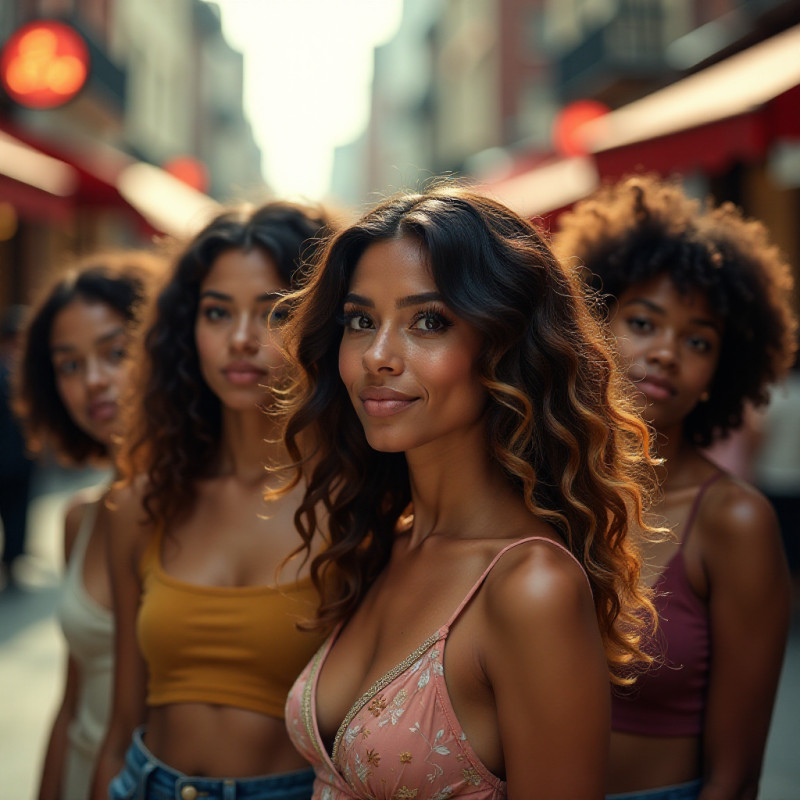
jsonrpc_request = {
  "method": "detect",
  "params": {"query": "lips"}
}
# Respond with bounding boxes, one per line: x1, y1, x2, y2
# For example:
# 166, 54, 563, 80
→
635, 374, 677, 401
358, 386, 418, 417
223, 363, 266, 386
88, 399, 117, 422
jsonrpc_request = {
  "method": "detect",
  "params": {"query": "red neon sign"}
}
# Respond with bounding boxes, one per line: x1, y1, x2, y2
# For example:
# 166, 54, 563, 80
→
1, 21, 90, 109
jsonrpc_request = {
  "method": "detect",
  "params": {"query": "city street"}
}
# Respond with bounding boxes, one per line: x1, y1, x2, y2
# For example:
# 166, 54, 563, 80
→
1, 466, 799, 799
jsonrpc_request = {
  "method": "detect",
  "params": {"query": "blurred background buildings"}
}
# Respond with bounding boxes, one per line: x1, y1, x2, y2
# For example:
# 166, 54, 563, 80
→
2, 0, 800, 307
334, 0, 800, 315
2, 2, 800, 797
0, 0, 263, 310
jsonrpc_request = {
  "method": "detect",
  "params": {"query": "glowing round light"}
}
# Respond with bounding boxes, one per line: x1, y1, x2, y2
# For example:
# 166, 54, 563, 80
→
552, 100, 610, 157
0, 21, 90, 109
164, 156, 210, 193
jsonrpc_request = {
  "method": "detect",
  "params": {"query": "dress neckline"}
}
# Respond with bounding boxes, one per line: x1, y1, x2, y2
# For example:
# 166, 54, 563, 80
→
303, 535, 585, 773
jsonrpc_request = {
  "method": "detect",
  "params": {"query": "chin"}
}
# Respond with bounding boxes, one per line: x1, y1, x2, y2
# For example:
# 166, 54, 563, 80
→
362, 428, 416, 454
221, 391, 270, 412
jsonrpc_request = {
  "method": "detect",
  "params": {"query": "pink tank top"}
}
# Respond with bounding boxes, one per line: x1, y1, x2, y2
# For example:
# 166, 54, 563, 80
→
285, 537, 585, 800
611, 472, 722, 736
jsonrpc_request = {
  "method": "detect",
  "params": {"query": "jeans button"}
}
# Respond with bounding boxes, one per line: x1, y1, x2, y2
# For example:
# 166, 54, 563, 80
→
180, 786, 198, 800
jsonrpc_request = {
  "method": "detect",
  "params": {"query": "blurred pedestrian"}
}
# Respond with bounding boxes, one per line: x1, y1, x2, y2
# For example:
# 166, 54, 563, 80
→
556, 174, 798, 800
0, 303, 35, 588
92, 202, 336, 800
278, 186, 659, 800
14, 253, 160, 800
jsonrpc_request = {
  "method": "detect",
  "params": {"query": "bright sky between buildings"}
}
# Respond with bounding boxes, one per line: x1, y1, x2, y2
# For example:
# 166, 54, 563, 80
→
212, 0, 403, 201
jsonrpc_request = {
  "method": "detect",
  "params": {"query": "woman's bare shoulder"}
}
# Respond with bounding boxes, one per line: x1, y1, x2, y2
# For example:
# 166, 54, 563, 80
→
104, 477, 157, 555
700, 473, 779, 550
482, 536, 594, 631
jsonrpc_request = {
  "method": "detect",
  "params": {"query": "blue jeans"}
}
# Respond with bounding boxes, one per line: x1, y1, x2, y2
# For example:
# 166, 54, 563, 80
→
109, 727, 315, 800
606, 779, 703, 800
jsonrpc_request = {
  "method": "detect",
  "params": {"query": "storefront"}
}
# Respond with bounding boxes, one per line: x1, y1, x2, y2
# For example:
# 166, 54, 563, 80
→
486, 22, 800, 294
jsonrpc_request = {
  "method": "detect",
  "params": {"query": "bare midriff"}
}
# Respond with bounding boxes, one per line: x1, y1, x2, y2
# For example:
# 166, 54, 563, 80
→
144, 704, 310, 777
608, 731, 701, 793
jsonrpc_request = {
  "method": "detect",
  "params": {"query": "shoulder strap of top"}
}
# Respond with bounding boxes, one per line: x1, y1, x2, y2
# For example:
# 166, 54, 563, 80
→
69, 499, 100, 567
138, 523, 164, 578
445, 536, 586, 629
681, 470, 725, 546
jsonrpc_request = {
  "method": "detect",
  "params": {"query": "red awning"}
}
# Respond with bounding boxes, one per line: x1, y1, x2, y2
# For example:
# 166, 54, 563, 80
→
480, 156, 600, 221
479, 24, 800, 218
0, 120, 220, 236
577, 23, 800, 178
0, 127, 79, 221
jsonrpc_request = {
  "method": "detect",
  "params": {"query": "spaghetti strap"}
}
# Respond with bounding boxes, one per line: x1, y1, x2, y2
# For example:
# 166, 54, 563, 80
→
681, 471, 725, 547
444, 535, 585, 629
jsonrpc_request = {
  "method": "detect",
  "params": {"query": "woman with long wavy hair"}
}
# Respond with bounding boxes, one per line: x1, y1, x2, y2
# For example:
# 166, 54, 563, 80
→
277, 185, 658, 800
90, 202, 336, 800
556, 175, 797, 800
14, 253, 160, 800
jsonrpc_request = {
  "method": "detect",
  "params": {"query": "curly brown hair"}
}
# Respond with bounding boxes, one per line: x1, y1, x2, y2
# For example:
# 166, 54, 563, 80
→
555, 174, 798, 446
275, 185, 660, 682
14, 252, 162, 465
118, 201, 337, 528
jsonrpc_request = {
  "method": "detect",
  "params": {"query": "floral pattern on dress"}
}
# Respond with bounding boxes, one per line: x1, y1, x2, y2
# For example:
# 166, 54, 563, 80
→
324, 634, 503, 799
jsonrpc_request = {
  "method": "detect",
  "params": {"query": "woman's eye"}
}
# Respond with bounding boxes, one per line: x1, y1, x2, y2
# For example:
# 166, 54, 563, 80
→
55, 360, 79, 376
626, 316, 653, 334
108, 346, 127, 363
343, 312, 373, 331
202, 306, 228, 322
410, 311, 450, 333
687, 335, 712, 354
268, 306, 288, 324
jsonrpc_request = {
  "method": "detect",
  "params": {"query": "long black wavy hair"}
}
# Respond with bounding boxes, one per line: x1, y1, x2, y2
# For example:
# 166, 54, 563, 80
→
276, 185, 660, 681
118, 201, 336, 527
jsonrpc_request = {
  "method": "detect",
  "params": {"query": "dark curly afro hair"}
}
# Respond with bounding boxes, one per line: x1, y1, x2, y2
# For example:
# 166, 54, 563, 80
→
555, 174, 797, 447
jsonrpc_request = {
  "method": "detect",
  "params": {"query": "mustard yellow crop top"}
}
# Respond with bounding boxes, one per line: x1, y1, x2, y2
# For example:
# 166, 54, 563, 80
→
136, 530, 325, 718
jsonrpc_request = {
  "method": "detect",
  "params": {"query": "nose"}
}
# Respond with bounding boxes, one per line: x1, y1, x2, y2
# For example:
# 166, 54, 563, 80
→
230, 311, 260, 353
85, 355, 110, 391
361, 325, 403, 375
647, 330, 679, 369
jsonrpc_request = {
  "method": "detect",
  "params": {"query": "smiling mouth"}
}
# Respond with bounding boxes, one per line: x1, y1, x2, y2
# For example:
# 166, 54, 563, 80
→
223, 367, 265, 386
361, 396, 418, 417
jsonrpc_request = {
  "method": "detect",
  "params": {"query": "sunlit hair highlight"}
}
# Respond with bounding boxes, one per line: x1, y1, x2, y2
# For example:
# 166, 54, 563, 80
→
276, 184, 660, 682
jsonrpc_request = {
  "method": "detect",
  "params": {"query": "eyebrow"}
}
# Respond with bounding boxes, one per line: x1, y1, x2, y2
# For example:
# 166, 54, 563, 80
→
51, 326, 127, 354
200, 289, 284, 302
343, 291, 443, 309
622, 297, 722, 331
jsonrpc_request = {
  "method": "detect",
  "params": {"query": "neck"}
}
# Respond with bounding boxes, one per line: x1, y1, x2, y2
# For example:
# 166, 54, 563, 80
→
652, 421, 693, 488
218, 403, 285, 483
404, 422, 522, 548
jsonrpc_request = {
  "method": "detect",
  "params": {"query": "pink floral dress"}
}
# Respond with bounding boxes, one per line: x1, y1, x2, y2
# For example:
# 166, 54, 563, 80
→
285, 537, 582, 800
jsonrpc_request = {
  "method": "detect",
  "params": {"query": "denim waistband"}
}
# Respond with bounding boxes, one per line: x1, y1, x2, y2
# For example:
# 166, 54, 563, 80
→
606, 778, 703, 800
110, 726, 315, 800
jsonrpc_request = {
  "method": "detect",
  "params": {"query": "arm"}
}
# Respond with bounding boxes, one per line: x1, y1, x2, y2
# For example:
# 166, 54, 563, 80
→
89, 487, 150, 800
698, 483, 790, 800
37, 498, 87, 800
484, 541, 609, 800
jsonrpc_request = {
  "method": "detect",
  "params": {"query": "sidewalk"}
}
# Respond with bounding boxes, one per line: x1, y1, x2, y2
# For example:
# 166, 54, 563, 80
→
1, 469, 799, 799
